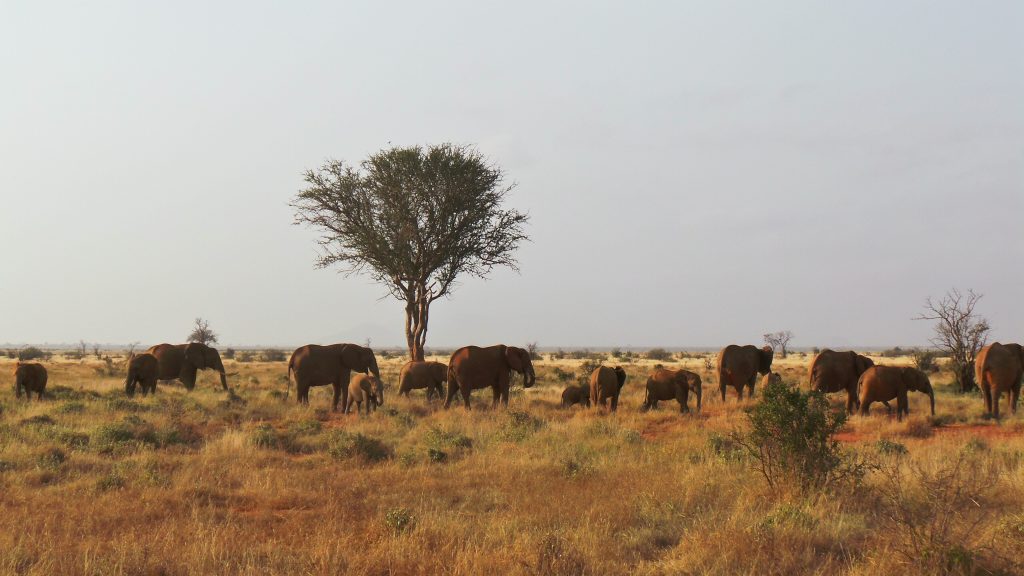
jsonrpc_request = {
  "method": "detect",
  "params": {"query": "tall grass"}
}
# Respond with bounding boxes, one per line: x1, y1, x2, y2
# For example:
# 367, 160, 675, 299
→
0, 354, 1022, 574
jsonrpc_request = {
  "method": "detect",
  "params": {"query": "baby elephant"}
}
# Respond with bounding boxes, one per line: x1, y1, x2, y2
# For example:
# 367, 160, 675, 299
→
346, 373, 384, 415
641, 368, 702, 413
858, 366, 935, 421
398, 361, 447, 400
124, 353, 159, 397
761, 372, 783, 388
561, 384, 590, 408
14, 362, 48, 401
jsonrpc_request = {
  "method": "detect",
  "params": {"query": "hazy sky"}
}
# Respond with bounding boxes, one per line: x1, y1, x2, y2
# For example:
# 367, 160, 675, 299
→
1, 1, 1021, 349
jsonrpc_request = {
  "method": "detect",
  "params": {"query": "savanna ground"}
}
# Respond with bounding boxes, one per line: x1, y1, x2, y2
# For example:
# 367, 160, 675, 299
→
2, 351, 1024, 575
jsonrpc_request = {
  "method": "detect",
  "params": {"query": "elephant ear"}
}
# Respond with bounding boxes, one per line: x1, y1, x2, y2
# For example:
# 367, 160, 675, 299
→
614, 367, 627, 388
854, 354, 872, 374
759, 346, 774, 372
505, 346, 525, 372
185, 344, 207, 369
341, 345, 366, 372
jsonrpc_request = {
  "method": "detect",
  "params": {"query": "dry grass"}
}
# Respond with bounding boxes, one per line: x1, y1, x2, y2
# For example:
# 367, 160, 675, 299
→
1, 352, 1023, 575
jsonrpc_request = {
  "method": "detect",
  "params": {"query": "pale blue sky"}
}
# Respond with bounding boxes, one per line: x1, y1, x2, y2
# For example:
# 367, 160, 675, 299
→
1, 1, 1021, 348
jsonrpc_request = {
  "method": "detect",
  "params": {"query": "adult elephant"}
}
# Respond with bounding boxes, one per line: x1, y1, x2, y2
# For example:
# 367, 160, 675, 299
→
147, 343, 228, 391
124, 353, 159, 397
716, 345, 773, 401
590, 366, 627, 412
398, 361, 448, 400
641, 368, 701, 413
444, 345, 536, 409
287, 343, 381, 411
14, 362, 47, 400
808, 349, 875, 413
975, 342, 1024, 418
858, 365, 935, 421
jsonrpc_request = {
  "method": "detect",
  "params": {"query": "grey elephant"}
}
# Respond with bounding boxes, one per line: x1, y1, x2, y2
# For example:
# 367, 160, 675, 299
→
858, 366, 935, 421
641, 368, 702, 413
146, 342, 228, 391
124, 353, 159, 397
14, 362, 47, 400
288, 343, 381, 411
589, 366, 627, 412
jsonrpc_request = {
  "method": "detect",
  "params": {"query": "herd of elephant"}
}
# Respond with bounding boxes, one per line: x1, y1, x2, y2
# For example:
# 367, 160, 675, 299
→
10, 341, 1024, 419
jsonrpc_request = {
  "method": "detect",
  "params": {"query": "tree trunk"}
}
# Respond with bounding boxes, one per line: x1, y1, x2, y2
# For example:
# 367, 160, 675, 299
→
955, 360, 976, 393
404, 289, 429, 362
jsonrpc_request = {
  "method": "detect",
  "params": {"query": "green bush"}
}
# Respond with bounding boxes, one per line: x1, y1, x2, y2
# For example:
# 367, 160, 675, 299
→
384, 507, 415, 534
499, 411, 544, 442
17, 347, 50, 361
732, 378, 863, 490
327, 431, 391, 462
645, 348, 673, 361
875, 439, 908, 456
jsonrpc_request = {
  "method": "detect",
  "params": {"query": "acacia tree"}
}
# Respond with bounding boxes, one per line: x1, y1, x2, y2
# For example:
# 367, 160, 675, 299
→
764, 330, 794, 358
915, 289, 990, 393
188, 318, 219, 346
292, 144, 529, 361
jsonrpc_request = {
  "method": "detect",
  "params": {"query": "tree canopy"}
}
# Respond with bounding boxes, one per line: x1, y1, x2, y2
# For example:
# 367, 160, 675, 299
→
292, 144, 529, 360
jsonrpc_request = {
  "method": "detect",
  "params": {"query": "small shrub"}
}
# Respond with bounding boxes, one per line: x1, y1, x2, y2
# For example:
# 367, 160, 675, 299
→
424, 426, 472, 462
384, 507, 415, 535
912, 349, 941, 373
96, 471, 126, 491
499, 411, 544, 442
260, 349, 287, 362
646, 348, 672, 361
327, 431, 390, 462
19, 415, 56, 427
731, 378, 863, 490
288, 419, 323, 436
36, 447, 66, 470
552, 367, 574, 382
17, 347, 50, 361
875, 439, 908, 456
250, 424, 281, 449
223, 348, 236, 360
57, 401, 85, 414
236, 350, 256, 363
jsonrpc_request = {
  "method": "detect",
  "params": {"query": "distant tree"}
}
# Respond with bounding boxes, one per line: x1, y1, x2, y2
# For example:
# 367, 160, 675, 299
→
187, 318, 219, 346
915, 289, 989, 393
764, 331, 794, 358
526, 342, 541, 361
292, 144, 529, 361
126, 341, 139, 357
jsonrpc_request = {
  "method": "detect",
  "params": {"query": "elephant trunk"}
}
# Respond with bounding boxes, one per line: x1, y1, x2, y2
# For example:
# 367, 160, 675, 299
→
641, 384, 650, 411
124, 367, 134, 395
927, 385, 935, 417
524, 368, 536, 389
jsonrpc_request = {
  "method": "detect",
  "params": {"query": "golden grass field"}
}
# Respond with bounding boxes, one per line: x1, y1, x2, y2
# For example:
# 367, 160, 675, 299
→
1, 351, 1023, 575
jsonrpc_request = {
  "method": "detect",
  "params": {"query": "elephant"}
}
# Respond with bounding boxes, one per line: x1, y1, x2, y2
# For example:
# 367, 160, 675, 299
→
716, 345, 773, 401
346, 373, 384, 415
561, 384, 590, 408
146, 343, 228, 391
975, 342, 1024, 418
589, 366, 627, 412
398, 361, 447, 400
808, 349, 875, 413
444, 345, 536, 409
124, 353, 159, 397
287, 343, 381, 411
761, 371, 783, 388
857, 366, 935, 421
14, 362, 47, 400
641, 368, 701, 413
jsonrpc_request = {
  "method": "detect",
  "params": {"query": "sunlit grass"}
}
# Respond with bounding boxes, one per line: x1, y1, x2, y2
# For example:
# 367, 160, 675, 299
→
1, 353, 1022, 574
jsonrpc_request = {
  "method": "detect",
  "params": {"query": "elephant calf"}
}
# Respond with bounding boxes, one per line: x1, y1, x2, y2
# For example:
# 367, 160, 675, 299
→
858, 366, 935, 421
398, 361, 448, 400
125, 353, 159, 397
761, 372, 782, 388
561, 385, 590, 408
14, 362, 47, 401
641, 368, 702, 413
346, 374, 384, 415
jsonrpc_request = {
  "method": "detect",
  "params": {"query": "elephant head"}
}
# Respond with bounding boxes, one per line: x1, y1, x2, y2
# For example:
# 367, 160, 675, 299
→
686, 372, 702, 412
854, 353, 874, 376
366, 375, 385, 407
758, 346, 774, 375
342, 344, 381, 379
504, 346, 536, 388
614, 367, 627, 389
903, 367, 935, 416
184, 343, 227, 390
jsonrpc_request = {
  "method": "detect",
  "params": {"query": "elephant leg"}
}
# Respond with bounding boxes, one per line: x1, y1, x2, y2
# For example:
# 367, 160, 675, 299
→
610, 394, 618, 412
298, 384, 309, 405
460, 385, 472, 409
332, 382, 342, 411
993, 390, 1001, 419
443, 380, 458, 409
491, 385, 501, 409
720, 384, 726, 403
981, 386, 992, 415
897, 393, 908, 422
846, 391, 857, 415
860, 400, 870, 417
